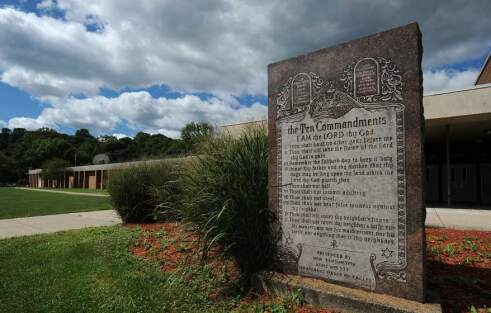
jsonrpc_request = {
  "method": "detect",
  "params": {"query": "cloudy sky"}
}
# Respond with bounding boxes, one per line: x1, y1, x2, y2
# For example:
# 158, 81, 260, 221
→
0, 0, 490, 138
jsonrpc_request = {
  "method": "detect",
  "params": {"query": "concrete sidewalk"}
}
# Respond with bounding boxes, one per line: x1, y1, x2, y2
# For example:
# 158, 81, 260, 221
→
0, 210, 120, 239
15, 187, 109, 197
426, 207, 491, 231
0, 207, 489, 240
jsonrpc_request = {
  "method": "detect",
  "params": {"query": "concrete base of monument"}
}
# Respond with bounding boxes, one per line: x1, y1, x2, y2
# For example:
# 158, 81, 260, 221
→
253, 271, 442, 313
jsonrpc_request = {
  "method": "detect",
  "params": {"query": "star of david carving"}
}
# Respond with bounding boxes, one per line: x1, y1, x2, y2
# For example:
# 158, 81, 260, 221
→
381, 247, 394, 258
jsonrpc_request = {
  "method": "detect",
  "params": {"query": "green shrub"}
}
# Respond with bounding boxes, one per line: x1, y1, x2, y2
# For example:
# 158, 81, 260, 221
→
181, 126, 274, 286
107, 161, 181, 223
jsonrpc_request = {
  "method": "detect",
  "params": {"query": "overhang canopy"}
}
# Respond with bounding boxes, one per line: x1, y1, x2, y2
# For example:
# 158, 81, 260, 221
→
424, 83, 491, 142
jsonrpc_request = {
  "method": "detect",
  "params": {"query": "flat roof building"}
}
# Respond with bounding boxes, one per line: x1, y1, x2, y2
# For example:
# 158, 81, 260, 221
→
28, 159, 170, 190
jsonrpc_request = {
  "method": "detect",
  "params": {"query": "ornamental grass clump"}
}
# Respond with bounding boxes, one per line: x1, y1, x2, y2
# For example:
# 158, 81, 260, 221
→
181, 126, 275, 286
107, 161, 182, 223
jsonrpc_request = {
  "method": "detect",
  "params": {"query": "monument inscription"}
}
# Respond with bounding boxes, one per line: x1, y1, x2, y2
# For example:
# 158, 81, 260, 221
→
268, 24, 425, 302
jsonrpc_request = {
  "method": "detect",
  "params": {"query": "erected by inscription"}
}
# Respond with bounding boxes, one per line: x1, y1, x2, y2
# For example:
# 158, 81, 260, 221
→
268, 24, 425, 302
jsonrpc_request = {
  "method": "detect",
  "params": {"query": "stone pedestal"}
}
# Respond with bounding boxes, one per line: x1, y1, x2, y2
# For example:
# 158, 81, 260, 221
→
254, 271, 442, 313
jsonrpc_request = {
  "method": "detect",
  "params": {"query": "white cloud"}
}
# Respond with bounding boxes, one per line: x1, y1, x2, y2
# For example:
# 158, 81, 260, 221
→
0, 120, 6, 128
423, 68, 480, 94
4, 91, 267, 138
0, 1, 490, 100
6, 116, 52, 130
0, 1, 490, 135
1, 67, 101, 99
37, 0, 56, 11
112, 133, 130, 139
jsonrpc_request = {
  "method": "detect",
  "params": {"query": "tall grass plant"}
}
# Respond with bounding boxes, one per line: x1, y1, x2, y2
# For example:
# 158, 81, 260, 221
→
181, 126, 274, 286
107, 161, 182, 223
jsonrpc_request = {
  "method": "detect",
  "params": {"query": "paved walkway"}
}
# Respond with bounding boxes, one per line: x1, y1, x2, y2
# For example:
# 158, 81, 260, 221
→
15, 187, 109, 197
0, 207, 489, 240
0, 210, 120, 239
426, 207, 491, 231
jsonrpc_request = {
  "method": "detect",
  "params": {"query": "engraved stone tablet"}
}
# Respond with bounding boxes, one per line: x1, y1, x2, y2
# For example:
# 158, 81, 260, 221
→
292, 73, 311, 111
268, 23, 425, 302
354, 58, 379, 98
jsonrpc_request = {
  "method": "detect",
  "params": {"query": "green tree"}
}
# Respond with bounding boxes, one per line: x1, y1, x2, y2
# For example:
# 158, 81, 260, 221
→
75, 140, 97, 165
0, 152, 17, 183
35, 128, 59, 137
181, 122, 214, 152
9, 128, 26, 145
0, 128, 10, 150
0, 125, 186, 180
41, 158, 71, 181
75, 128, 93, 139
109, 137, 135, 162
165, 140, 186, 155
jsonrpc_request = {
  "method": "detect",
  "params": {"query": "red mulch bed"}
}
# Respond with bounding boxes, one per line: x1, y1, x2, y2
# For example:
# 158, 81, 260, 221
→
126, 223, 491, 313
126, 222, 237, 275
426, 228, 491, 313
129, 223, 188, 272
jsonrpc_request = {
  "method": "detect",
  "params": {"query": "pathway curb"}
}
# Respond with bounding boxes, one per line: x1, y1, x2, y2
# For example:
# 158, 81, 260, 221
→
0, 210, 120, 239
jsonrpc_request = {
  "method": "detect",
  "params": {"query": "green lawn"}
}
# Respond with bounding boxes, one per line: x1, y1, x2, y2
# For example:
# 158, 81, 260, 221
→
0, 226, 235, 313
38, 187, 109, 195
0, 188, 112, 219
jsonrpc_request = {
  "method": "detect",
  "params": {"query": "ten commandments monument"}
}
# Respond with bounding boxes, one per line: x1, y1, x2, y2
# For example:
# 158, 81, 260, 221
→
268, 23, 425, 302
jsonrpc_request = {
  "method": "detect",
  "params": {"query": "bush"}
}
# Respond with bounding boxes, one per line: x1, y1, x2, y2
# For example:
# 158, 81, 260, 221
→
107, 161, 182, 223
181, 126, 274, 286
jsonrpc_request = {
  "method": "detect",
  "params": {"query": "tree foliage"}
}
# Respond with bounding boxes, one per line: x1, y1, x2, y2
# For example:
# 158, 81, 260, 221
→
181, 122, 214, 152
0, 152, 17, 184
41, 158, 72, 180
0, 122, 208, 183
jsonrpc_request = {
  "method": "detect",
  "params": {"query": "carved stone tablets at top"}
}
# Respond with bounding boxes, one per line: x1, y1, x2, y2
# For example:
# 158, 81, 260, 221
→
354, 58, 379, 98
268, 23, 425, 302
292, 73, 311, 111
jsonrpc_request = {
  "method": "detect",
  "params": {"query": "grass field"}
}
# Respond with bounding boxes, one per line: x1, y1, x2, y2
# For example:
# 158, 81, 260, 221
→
38, 187, 109, 195
0, 226, 236, 313
1, 224, 489, 312
0, 188, 112, 219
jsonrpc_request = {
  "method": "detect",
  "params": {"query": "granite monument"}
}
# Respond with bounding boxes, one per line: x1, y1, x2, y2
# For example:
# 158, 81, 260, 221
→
268, 23, 425, 302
